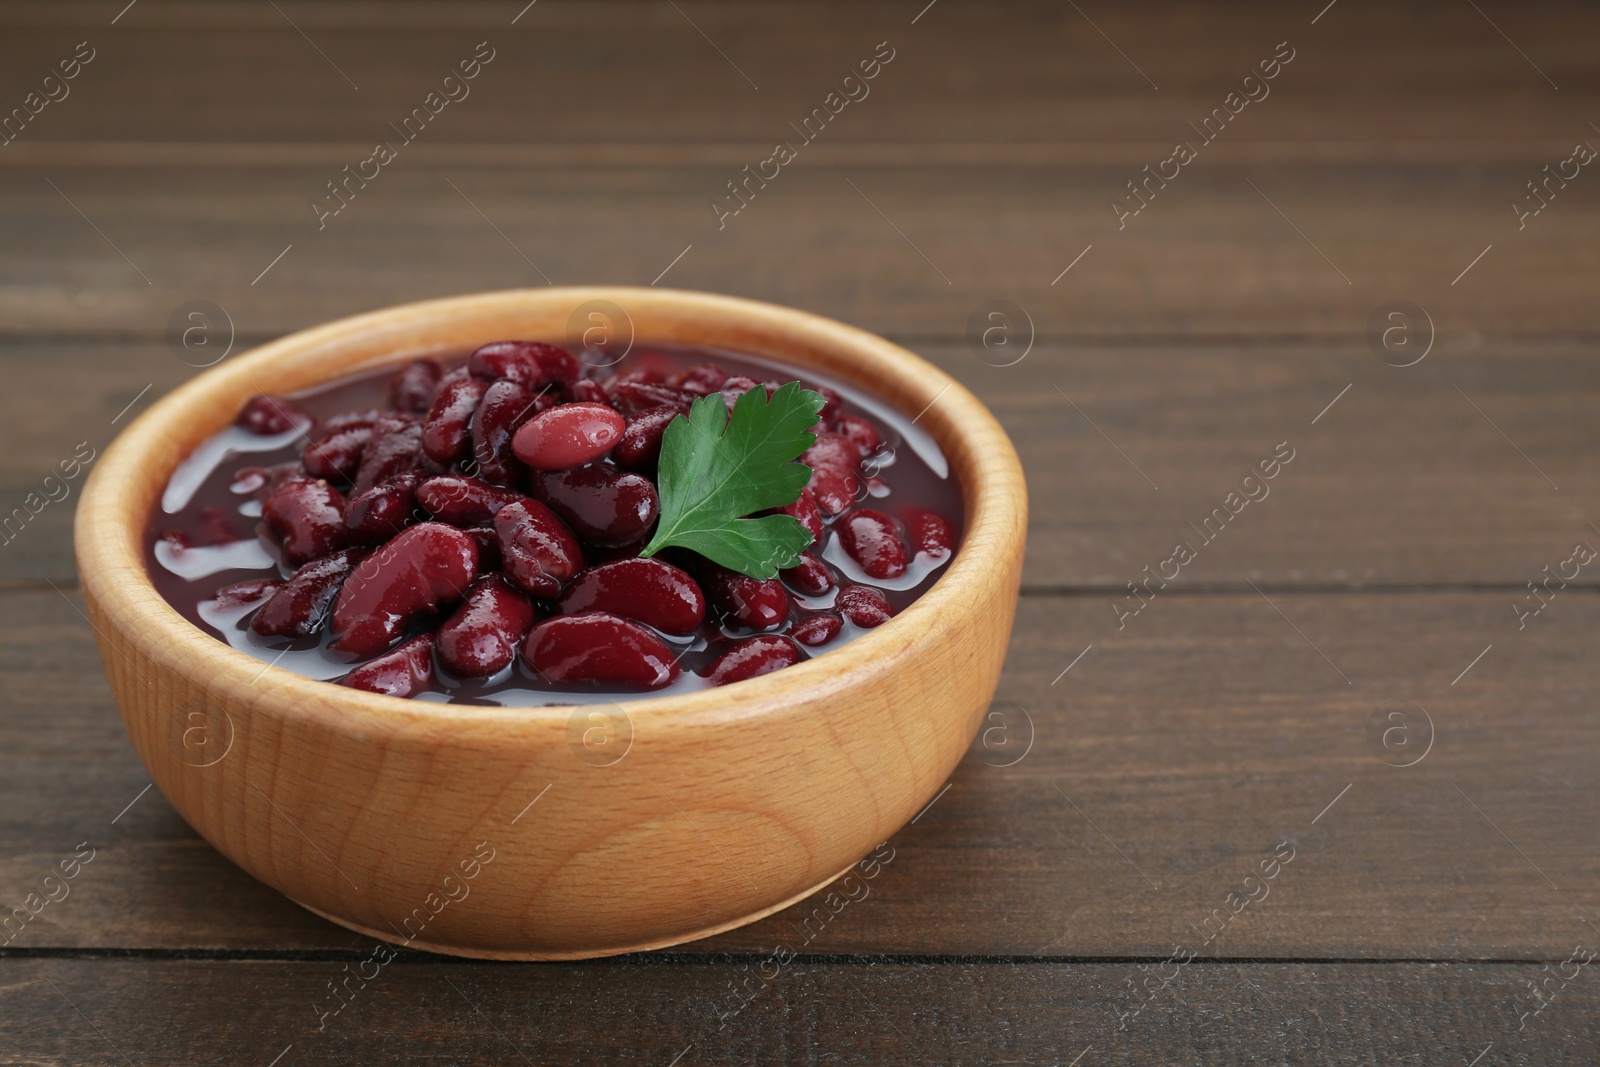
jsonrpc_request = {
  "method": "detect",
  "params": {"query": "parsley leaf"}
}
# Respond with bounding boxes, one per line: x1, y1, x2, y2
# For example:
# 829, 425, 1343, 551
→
640, 381, 826, 578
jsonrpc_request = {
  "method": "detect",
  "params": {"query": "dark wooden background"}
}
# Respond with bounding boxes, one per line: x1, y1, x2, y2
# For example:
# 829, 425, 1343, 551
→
3, 1, 1599, 1063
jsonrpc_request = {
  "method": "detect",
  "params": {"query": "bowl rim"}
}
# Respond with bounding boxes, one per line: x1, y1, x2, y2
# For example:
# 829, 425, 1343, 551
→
76, 286, 1026, 735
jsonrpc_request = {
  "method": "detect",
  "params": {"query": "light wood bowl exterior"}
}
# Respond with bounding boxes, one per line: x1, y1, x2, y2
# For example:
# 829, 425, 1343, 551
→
74, 288, 1027, 960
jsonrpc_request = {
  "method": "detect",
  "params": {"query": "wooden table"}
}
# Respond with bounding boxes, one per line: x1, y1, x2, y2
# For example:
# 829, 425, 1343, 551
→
4, 1, 1598, 1062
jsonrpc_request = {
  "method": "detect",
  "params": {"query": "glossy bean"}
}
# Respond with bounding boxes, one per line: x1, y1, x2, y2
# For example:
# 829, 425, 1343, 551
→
531, 464, 659, 547
513, 402, 627, 470
341, 634, 436, 697
522, 613, 680, 689
251, 548, 367, 637
262, 476, 348, 566
330, 523, 479, 656
437, 576, 539, 678
836, 584, 895, 628
703, 635, 804, 686
494, 499, 584, 597
837, 508, 909, 579
422, 373, 489, 465
558, 557, 705, 635
702, 563, 791, 631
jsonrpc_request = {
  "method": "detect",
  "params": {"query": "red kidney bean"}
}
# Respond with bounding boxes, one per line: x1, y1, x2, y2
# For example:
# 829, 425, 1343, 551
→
806, 430, 865, 468
836, 584, 895, 628
702, 563, 791, 631
667, 362, 727, 395
389, 360, 443, 415
262, 476, 348, 566
523, 613, 680, 689
344, 474, 419, 544
238, 394, 310, 436
467, 341, 536, 383
341, 634, 436, 698
611, 405, 681, 472
780, 553, 834, 597
604, 366, 662, 389
416, 474, 524, 527
835, 412, 882, 456
788, 612, 841, 647
437, 575, 538, 678
330, 522, 479, 656
318, 410, 382, 435
803, 432, 865, 515
238, 396, 305, 436
558, 557, 705, 636
235, 461, 303, 503
718, 376, 763, 407
471, 378, 541, 485
513, 402, 627, 470
906, 508, 957, 558
470, 341, 579, 385
429, 364, 469, 399
352, 415, 424, 494
767, 487, 823, 542
569, 378, 609, 405
302, 424, 373, 483
808, 468, 858, 516
251, 548, 367, 637
703, 635, 803, 686
610, 380, 695, 417
494, 499, 584, 597
423, 372, 489, 465
213, 578, 282, 611
531, 464, 659, 547
837, 508, 909, 579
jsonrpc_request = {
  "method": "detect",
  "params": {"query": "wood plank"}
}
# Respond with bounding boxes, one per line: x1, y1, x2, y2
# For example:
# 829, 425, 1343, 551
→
0, 1, 1594, 149
5, 590, 1596, 957
3, 339, 1598, 589
0, 163, 1594, 341
0, 957, 1592, 1066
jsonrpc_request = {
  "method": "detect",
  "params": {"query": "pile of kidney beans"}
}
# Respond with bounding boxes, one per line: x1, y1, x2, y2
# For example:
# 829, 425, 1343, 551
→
151, 341, 960, 701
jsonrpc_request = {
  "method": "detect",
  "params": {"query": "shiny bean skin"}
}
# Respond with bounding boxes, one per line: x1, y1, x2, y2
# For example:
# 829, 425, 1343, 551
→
703, 635, 803, 686
341, 634, 436, 697
531, 464, 659, 547
422, 372, 489, 465
558, 557, 705, 635
837, 508, 909, 580
415, 475, 524, 527
262, 476, 348, 566
437, 576, 539, 678
513, 403, 627, 470
494, 499, 584, 598
702, 563, 791, 631
330, 523, 479, 656
251, 548, 367, 638
523, 613, 680, 689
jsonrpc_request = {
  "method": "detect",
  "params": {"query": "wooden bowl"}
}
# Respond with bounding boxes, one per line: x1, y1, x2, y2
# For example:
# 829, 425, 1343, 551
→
74, 288, 1026, 960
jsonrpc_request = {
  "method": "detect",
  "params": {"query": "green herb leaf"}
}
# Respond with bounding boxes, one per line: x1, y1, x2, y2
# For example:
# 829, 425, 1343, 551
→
640, 381, 826, 578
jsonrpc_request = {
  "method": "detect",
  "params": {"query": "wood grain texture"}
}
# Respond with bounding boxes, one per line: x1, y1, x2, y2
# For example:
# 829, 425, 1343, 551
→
0, 164, 1595, 340
2, 957, 1593, 1066
7, 589, 1596, 959
5, 339, 1598, 589
71, 288, 1025, 959
0, 1, 1595, 148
